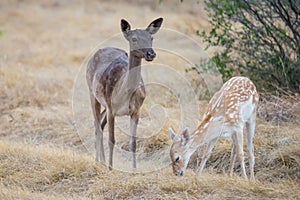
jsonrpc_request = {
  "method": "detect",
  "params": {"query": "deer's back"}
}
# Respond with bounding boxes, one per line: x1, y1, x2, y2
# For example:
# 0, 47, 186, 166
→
206, 76, 259, 124
86, 47, 128, 90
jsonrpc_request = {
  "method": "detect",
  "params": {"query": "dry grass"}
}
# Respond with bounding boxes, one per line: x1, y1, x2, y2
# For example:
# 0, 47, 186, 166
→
0, 140, 299, 200
1, 0, 300, 199
258, 92, 300, 124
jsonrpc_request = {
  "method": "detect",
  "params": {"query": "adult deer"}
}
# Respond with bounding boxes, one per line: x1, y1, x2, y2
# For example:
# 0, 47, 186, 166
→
169, 76, 259, 180
86, 18, 163, 170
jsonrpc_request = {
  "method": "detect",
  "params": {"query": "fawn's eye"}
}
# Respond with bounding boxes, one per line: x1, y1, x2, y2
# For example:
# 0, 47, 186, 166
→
175, 156, 180, 162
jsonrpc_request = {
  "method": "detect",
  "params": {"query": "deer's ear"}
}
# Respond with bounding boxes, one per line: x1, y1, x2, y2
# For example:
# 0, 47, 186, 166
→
121, 19, 131, 39
146, 17, 163, 35
169, 128, 179, 142
181, 127, 190, 146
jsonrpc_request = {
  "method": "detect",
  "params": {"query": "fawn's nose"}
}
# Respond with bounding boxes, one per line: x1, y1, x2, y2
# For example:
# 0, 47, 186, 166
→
175, 170, 184, 176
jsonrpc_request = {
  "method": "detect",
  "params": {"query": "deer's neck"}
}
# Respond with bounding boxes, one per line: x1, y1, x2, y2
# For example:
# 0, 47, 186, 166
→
129, 52, 142, 70
126, 52, 143, 89
127, 52, 142, 83
188, 114, 221, 153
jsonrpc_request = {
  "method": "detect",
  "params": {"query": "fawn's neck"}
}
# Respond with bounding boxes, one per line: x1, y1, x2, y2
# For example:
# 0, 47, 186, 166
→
189, 114, 222, 152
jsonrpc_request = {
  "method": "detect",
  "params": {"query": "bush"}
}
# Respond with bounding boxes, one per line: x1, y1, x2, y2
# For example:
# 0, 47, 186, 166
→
198, 0, 300, 94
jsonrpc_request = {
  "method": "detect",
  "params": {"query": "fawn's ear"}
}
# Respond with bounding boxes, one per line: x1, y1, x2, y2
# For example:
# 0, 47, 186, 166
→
169, 128, 179, 142
121, 19, 131, 39
181, 127, 190, 146
146, 17, 163, 35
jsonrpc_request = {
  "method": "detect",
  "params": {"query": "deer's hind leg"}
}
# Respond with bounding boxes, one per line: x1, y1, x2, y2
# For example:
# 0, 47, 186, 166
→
246, 112, 256, 181
107, 109, 115, 170
236, 127, 247, 179
90, 94, 106, 163
228, 133, 237, 177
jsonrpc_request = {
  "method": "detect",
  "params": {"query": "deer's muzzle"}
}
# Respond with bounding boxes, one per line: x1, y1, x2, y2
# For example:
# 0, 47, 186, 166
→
145, 49, 156, 61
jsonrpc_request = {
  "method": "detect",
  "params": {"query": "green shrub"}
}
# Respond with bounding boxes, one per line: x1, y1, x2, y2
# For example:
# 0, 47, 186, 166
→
198, 0, 300, 94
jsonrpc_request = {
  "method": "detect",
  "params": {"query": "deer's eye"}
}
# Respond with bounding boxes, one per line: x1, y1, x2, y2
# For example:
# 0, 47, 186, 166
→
132, 37, 138, 42
175, 156, 180, 162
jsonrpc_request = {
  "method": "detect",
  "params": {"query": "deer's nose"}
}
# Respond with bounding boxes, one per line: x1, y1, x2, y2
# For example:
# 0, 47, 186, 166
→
147, 50, 156, 59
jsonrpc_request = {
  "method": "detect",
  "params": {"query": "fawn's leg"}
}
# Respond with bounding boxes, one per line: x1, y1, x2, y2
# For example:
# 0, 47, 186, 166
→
246, 113, 256, 181
196, 141, 215, 176
236, 128, 247, 179
229, 133, 237, 177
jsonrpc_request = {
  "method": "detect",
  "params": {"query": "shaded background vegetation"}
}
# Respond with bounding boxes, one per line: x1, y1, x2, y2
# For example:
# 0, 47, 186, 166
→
197, 0, 300, 94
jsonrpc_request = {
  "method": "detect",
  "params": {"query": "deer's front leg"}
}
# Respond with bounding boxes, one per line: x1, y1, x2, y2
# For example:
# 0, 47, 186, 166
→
107, 110, 115, 170
196, 141, 215, 176
130, 114, 139, 169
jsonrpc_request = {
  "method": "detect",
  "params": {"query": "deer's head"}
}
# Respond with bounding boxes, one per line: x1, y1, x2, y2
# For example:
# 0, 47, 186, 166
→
121, 18, 163, 61
169, 127, 192, 176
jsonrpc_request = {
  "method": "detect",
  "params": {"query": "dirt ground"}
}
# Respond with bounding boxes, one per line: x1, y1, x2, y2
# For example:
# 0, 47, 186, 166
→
0, 0, 300, 199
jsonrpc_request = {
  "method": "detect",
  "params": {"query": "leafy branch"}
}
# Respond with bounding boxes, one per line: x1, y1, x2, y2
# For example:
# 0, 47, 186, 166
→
197, 0, 300, 93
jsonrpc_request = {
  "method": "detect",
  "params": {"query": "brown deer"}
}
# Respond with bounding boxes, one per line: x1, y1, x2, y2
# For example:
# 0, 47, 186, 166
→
169, 76, 259, 180
86, 18, 163, 170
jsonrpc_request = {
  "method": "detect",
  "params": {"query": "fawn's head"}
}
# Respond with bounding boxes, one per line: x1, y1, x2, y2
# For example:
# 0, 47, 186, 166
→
121, 18, 163, 61
169, 127, 192, 176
